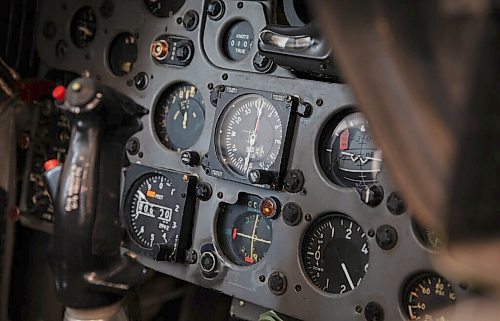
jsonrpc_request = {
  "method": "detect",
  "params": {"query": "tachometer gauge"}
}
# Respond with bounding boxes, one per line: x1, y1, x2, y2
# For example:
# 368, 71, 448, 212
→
123, 165, 197, 262
319, 112, 382, 189
217, 194, 272, 266
144, 0, 185, 17
70, 6, 97, 48
153, 83, 205, 151
302, 214, 369, 294
402, 272, 457, 321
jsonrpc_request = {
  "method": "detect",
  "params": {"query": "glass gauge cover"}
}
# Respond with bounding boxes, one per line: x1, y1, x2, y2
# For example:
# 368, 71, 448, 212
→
70, 6, 97, 48
216, 94, 283, 178
154, 83, 205, 151
123, 165, 197, 262
302, 214, 369, 294
402, 272, 457, 321
108, 33, 138, 76
217, 194, 272, 266
319, 112, 382, 189
223, 20, 254, 61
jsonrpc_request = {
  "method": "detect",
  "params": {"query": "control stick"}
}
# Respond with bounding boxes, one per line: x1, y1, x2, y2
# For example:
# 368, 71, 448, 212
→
45, 78, 148, 319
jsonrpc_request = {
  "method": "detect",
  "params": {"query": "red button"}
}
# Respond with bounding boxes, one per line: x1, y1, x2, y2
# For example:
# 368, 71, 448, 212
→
44, 159, 60, 171
52, 85, 66, 103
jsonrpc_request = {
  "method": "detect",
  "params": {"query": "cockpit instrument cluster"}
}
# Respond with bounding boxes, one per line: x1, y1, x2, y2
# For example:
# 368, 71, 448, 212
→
34, 1, 471, 320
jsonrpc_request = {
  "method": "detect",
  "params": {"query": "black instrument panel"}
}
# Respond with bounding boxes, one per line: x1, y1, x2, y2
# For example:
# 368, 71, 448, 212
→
35, 0, 469, 320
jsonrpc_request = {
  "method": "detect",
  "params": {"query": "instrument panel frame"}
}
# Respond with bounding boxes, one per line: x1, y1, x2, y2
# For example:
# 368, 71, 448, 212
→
34, 0, 471, 320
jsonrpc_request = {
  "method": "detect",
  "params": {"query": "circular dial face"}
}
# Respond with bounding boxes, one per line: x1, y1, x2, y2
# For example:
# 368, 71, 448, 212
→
217, 195, 272, 266
108, 33, 138, 76
319, 112, 383, 189
154, 83, 205, 151
402, 273, 457, 321
223, 20, 254, 61
70, 7, 97, 48
302, 214, 369, 294
144, 0, 185, 17
216, 94, 283, 178
125, 173, 183, 249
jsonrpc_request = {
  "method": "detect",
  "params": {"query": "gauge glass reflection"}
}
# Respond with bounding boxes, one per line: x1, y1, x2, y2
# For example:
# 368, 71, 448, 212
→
319, 112, 382, 189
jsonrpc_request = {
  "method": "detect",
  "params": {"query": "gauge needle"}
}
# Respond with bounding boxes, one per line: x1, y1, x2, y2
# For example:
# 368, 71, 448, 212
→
182, 112, 188, 129
341, 263, 355, 290
78, 26, 93, 37
244, 104, 263, 172
137, 190, 152, 204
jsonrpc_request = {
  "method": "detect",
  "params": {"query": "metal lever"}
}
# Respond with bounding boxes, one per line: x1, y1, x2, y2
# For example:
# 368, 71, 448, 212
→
258, 23, 337, 79
47, 78, 148, 311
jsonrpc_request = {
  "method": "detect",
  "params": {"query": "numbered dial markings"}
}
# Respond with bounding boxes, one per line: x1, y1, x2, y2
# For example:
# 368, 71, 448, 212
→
154, 83, 205, 151
402, 273, 457, 321
216, 94, 283, 178
217, 194, 272, 266
319, 112, 382, 189
126, 174, 183, 249
302, 214, 369, 294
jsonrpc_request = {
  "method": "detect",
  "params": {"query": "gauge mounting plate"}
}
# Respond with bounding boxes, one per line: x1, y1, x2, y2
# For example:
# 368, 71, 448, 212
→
206, 86, 298, 189
121, 164, 197, 262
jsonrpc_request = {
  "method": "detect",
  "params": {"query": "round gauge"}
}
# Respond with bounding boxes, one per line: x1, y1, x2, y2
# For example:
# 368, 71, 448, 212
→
222, 20, 254, 61
215, 94, 283, 178
319, 112, 383, 189
144, 0, 185, 17
154, 83, 205, 151
217, 194, 272, 266
414, 222, 444, 251
402, 272, 457, 320
302, 214, 369, 294
108, 33, 138, 76
70, 6, 97, 48
125, 173, 184, 249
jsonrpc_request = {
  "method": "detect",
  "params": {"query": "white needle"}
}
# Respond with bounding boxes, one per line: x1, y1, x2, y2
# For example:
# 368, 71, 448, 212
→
243, 104, 263, 173
182, 112, 188, 129
341, 263, 355, 290
137, 190, 152, 204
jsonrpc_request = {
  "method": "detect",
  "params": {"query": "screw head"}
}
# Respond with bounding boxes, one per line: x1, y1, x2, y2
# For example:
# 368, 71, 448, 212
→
376, 225, 398, 250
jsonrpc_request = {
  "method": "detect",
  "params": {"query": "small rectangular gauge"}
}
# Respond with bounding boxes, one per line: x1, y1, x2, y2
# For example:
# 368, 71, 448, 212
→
121, 164, 197, 263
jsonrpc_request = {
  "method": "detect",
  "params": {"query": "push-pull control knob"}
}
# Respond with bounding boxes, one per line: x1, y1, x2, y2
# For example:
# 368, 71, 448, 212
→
181, 151, 200, 167
248, 169, 276, 185
360, 185, 384, 207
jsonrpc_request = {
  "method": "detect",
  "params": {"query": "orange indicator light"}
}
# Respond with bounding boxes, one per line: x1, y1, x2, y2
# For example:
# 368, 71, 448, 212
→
146, 190, 156, 198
